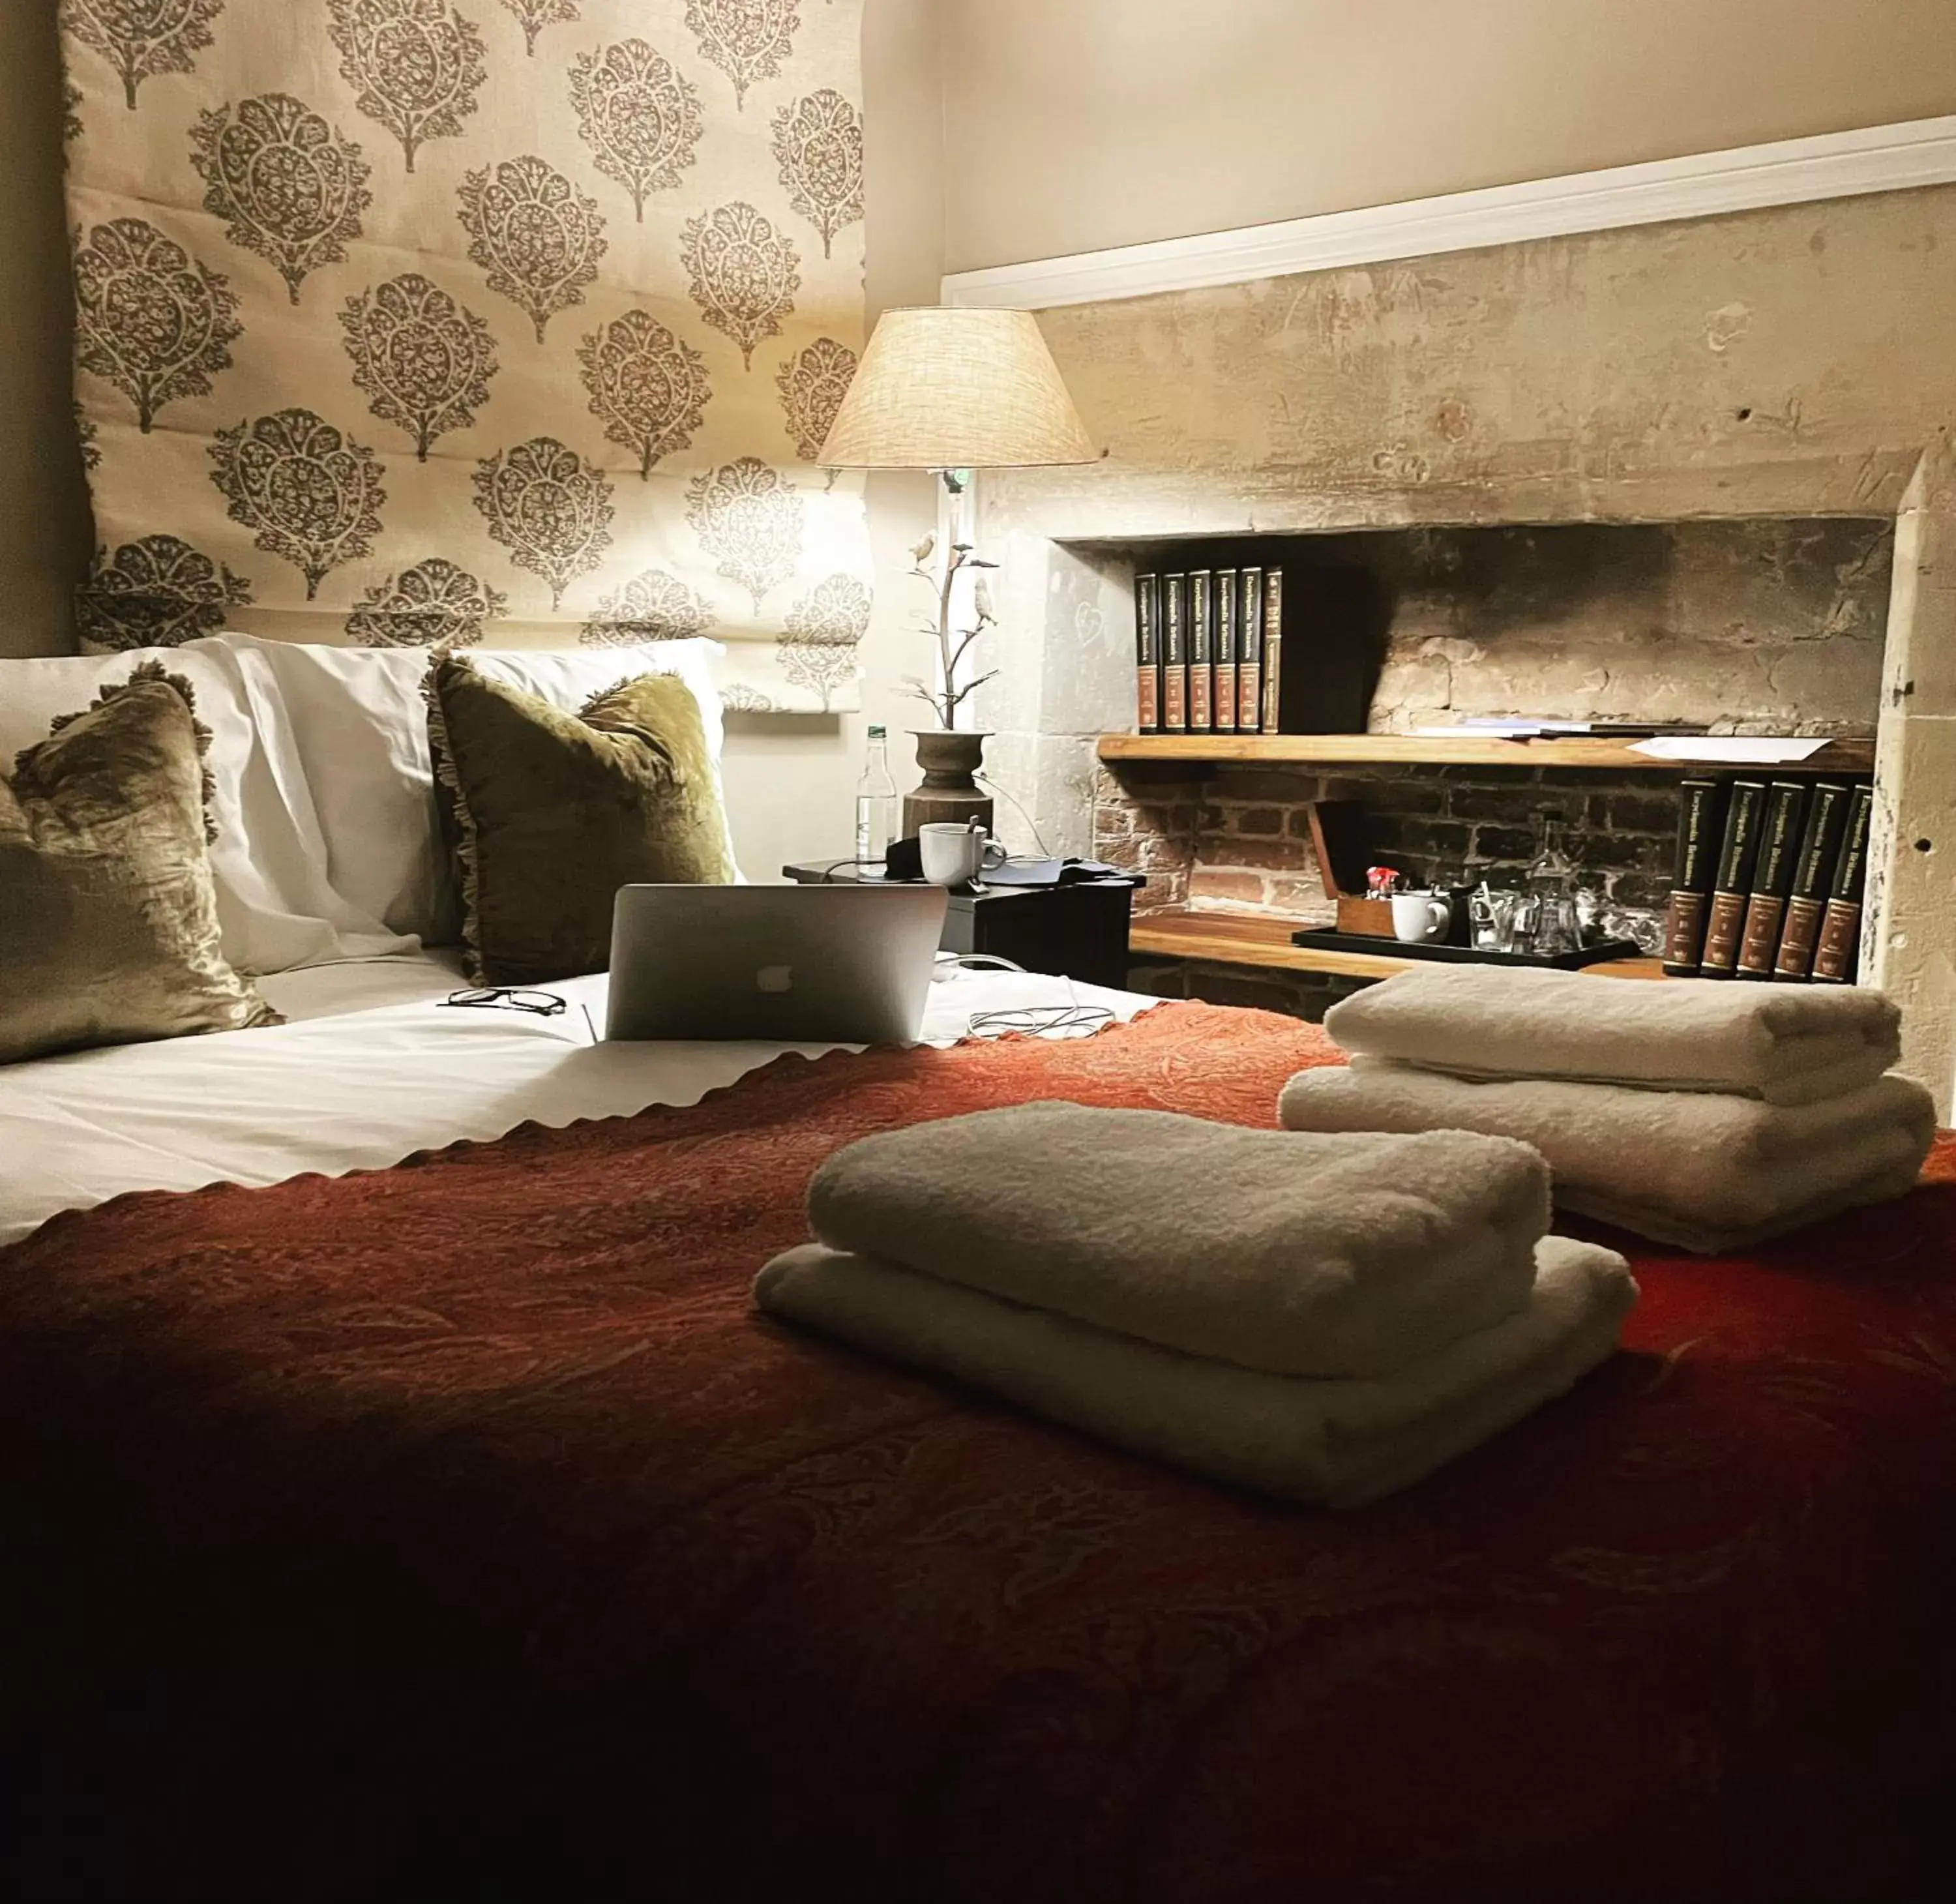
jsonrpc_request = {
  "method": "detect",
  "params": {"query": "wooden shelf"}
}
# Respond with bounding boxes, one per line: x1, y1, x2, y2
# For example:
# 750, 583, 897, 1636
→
1099, 732, 1877, 773
1130, 908, 1666, 983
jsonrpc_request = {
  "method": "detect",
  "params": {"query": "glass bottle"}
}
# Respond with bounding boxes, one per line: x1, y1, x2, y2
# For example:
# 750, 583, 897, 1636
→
854, 723, 899, 868
1526, 809, 1579, 955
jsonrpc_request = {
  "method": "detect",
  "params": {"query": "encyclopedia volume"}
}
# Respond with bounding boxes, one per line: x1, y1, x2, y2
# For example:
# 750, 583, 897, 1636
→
1134, 565, 1280, 736
1665, 774, 1870, 985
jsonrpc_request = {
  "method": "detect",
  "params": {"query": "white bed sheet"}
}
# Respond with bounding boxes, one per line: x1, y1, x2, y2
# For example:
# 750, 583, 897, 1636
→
258, 950, 471, 1020
0, 956, 1159, 1249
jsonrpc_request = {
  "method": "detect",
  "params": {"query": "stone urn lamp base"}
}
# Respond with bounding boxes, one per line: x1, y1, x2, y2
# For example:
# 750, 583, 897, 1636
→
902, 729, 993, 837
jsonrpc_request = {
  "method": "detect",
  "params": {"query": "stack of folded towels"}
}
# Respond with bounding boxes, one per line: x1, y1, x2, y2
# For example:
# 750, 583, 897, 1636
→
755, 1103, 1637, 1508
1279, 966, 1935, 1253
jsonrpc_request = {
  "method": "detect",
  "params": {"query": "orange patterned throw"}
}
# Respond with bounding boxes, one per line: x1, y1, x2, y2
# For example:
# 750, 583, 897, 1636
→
3, 1001, 1955, 1899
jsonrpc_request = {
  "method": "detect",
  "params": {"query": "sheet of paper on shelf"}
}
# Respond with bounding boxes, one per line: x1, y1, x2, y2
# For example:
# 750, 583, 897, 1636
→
1410, 722, 1593, 737
1628, 737, 1831, 764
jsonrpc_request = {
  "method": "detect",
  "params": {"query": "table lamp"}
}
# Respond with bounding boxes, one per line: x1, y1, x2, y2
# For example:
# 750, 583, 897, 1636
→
819, 306, 1095, 834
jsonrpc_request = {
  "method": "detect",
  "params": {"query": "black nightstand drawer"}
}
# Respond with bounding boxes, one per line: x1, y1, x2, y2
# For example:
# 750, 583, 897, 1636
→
937, 882, 1135, 989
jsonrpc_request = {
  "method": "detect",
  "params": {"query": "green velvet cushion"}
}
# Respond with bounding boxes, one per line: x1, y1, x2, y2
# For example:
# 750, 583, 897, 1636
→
0, 661, 282, 1065
428, 657, 737, 985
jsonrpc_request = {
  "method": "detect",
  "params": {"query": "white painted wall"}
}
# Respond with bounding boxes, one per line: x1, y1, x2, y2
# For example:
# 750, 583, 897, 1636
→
717, 0, 947, 878
940, 0, 1956, 272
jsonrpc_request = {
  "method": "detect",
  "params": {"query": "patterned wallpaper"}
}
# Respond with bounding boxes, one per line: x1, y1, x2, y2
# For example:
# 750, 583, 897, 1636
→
59, 0, 871, 711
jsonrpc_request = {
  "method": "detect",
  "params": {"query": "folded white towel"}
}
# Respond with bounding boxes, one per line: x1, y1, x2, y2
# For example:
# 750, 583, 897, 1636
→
1278, 1062, 1934, 1252
807, 1102, 1550, 1379
1556, 1161, 1929, 1254
754, 1236, 1638, 1508
1322, 966, 1901, 1105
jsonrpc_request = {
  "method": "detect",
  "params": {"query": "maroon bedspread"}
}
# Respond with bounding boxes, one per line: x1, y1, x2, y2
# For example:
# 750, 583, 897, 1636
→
3, 1002, 1954, 1903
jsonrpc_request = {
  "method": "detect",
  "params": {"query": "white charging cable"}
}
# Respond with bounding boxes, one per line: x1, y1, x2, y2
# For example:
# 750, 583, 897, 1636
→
934, 951, 1026, 977
973, 769, 1053, 859
934, 951, 1114, 1040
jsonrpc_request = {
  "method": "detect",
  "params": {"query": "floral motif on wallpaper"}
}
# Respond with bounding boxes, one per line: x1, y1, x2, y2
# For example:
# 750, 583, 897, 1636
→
61, 0, 870, 709
583, 566, 711, 645
687, 456, 802, 611
73, 216, 241, 431
341, 273, 499, 461
501, 0, 580, 59
685, 0, 797, 110
474, 436, 615, 608
77, 533, 252, 650
346, 557, 508, 647
578, 310, 712, 477
190, 94, 373, 305
771, 88, 862, 259
209, 409, 387, 599
681, 200, 799, 368
782, 571, 871, 709
570, 38, 703, 220
777, 335, 856, 474
328, 0, 488, 174
63, 0, 224, 111
457, 155, 606, 344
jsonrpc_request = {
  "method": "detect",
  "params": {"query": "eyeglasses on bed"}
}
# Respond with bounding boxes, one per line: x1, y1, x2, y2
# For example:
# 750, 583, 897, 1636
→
443, 987, 568, 1017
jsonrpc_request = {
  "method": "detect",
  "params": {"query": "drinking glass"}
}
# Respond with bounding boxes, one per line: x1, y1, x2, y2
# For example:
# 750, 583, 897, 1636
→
1533, 893, 1582, 957
1506, 891, 1541, 957
1470, 885, 1519, 953
1468, 885, 1497, 951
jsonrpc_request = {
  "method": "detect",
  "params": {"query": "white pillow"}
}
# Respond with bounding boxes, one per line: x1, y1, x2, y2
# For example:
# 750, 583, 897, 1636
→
237, 637, 743, 945
235, 638, 454, 944
467, 643, 730, 756
0, 642, 412, 974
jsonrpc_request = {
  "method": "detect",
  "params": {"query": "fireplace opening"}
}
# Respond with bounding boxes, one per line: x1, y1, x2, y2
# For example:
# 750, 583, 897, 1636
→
1114, 515, 1891, 739
1088, 514, 1892, 1014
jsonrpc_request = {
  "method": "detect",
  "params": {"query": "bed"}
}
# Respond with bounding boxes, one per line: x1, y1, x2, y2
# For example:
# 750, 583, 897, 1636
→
3, 958, 1955, 1903
7, 637, 1956, 1899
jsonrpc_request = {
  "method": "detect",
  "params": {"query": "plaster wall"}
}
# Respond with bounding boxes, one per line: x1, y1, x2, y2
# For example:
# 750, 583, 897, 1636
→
971, 185, 1956, 1105
1128, 518, 1893, 738
1359, 518, 1893, 736
1870, 447, 1956, 1108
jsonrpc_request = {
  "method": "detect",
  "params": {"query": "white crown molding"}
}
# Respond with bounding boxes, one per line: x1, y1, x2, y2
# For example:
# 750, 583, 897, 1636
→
941, 115, 1956, 310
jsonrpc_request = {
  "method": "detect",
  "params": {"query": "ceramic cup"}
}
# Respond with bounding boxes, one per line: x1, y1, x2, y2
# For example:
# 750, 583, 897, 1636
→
1391, 890, 1453, 944
919, 820, 1008, 887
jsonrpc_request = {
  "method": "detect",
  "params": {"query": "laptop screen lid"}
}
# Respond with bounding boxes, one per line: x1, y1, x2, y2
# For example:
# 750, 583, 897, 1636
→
605, 884, 949, 1043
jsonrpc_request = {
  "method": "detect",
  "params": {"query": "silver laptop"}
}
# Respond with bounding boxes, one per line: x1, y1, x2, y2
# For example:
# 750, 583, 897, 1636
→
605, 884, 949, 1043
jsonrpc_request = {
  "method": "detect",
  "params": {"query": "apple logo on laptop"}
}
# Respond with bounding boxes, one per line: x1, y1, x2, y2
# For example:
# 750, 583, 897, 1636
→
755, 964, 793, 994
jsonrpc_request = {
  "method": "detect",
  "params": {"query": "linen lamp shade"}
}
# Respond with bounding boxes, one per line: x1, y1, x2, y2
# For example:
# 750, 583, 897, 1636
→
818, 307, 1096, 469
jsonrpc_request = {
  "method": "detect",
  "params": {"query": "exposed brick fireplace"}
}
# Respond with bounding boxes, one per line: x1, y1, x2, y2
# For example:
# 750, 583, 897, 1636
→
1096, 760, 1697, 1017
1080, 513, 1893, 1015
963, 182, 1956, 1111
1097, 760, 1693, 916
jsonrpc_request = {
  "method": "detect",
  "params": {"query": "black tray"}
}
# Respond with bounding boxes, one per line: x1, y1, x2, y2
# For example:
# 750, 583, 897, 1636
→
1290, 929, 1644, 970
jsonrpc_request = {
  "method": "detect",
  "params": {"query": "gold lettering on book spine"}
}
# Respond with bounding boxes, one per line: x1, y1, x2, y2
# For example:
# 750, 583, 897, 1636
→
1773, 895, 1825, 977
1698, 891, 1749, 973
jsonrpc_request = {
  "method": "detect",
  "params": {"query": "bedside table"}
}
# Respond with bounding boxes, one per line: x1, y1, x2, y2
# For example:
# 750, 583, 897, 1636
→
782, 861, 1144, 990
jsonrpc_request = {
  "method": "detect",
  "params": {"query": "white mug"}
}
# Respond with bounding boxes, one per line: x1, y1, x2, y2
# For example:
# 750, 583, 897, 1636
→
1391, 890, 1453, 944
919, 821, 1008, 887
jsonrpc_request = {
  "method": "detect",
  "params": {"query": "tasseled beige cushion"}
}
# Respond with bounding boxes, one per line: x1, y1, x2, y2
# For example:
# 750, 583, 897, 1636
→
426, 655, 737, 986
0, 662, 281, 1064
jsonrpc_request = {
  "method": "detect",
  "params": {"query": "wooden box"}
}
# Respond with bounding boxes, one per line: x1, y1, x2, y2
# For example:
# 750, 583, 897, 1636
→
1335, 895, 1397, 938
